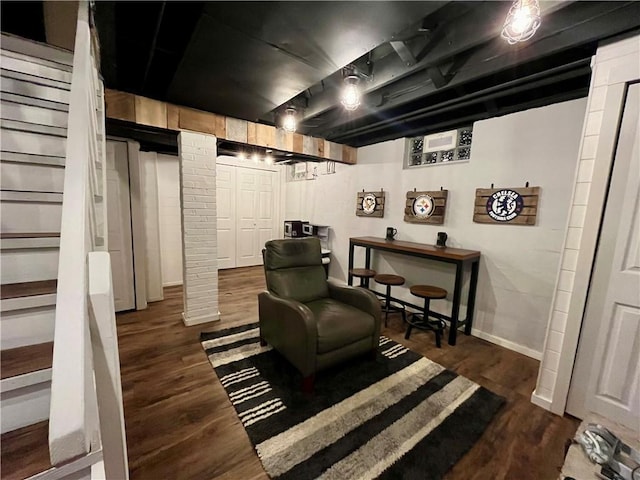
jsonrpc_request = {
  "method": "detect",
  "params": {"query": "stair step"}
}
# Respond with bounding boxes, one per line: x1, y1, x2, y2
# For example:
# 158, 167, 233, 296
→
0, 92, 69, 113
0, 151, 65, 167
1, 99, 69, 129
0, 420, 52, 479
1, 68, 71, 90
0, 119, 67, 138
0, 191, 63, 203
0, 233, 60, 250
0, 232, 60, 239
1, 280, 57, 300
1, 304, 55, 350
1, 161, 65, 194
1, 77, 69, 105
1, 129, 66, 158
1, 248, 59, 285
0, 341, 53, 380
1, 33, 73, 70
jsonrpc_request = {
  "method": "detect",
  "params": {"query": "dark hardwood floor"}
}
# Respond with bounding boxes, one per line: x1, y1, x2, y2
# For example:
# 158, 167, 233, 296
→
117, 266, 579, 480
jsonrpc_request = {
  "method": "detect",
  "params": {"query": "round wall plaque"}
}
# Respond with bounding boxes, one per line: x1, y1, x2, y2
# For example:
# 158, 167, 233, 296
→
412, 194, 435, 218
361, 193, 377, 214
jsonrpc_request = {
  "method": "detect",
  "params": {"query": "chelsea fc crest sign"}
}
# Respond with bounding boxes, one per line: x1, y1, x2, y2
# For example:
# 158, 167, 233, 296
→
474, 186, 540, 225
486, 189, 524, 222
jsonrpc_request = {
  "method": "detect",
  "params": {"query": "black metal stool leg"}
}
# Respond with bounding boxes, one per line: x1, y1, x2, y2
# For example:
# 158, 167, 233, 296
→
404, 320, 413, 339
384, 284, 391, 326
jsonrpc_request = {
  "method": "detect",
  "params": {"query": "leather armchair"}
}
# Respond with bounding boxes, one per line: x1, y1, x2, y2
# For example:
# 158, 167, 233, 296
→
258, 237, 381, 391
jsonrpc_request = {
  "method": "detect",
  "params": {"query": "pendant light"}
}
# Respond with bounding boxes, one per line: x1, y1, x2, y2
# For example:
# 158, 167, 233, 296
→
501, 0, 541, 45
341, 74, 361, 111
282, 107, 297, 133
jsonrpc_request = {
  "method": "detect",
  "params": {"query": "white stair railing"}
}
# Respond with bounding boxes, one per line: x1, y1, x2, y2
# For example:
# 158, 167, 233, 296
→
47, 1, 127, 479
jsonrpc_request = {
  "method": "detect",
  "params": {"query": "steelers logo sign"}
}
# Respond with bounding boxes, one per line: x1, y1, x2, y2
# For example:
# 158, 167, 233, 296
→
361, 193, 377, 215
486, 189, 524, 222
412, 194, 435, 218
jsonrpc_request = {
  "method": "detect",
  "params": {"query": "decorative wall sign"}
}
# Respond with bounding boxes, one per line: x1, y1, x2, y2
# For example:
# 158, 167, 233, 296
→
404, 189, 448, 224
473, 186, 540, 225
356, 190, 385, 217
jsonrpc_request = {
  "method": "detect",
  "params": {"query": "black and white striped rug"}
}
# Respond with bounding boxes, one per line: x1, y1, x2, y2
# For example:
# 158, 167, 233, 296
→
201, 323, 504, 480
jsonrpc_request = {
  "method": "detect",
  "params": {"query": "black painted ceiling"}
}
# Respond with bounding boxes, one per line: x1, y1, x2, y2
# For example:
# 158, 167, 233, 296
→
3, 1, 639, 148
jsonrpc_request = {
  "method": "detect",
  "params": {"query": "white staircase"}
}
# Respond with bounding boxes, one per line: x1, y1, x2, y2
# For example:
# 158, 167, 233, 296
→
0, 33, 72, 436
1, 3, 129, 478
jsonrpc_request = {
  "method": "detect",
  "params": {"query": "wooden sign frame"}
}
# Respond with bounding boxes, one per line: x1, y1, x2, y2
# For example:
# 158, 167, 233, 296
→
356, 190, 385, 217
404, 189, 448, 224
473, 186, 540, 225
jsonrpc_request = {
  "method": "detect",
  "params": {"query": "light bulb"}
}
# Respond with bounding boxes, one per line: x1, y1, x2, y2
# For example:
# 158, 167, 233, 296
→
265, 155, 274, 165
501, 0, 541, 45
237, 152, 247, 161
341, 75, 361, 111
251, 153, 260, 163
282, 108, 297, 132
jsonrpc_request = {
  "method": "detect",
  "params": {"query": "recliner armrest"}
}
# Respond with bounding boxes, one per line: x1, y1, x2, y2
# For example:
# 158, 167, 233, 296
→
327, 281, 382, 326
258, 291, 317, 376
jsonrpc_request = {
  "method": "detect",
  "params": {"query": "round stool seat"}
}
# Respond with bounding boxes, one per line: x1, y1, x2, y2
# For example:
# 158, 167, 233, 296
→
349, 268, 377, 278
374, 274, 405, 286
410, 285, 447, 300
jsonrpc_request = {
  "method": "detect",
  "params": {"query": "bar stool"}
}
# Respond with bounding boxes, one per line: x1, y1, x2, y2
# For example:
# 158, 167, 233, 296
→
349, 268, 377, 288
405, 285, 448, 347
374, 274, 407, 326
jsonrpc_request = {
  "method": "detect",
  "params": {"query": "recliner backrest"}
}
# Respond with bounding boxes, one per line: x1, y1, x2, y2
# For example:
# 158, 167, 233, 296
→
263, 237, 329, 303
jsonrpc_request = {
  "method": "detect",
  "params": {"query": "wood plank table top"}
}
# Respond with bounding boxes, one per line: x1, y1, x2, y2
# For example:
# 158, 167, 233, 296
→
349, 236, 481, 262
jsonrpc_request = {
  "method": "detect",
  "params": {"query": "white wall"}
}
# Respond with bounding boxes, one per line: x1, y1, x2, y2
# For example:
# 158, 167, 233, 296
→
286, 98, 587, 357
156, 154, 183, 286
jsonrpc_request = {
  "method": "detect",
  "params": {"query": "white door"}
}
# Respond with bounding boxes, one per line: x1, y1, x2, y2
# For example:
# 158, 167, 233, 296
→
106, 141, 136, 311
566, 83, 640, 426
236, 169, 261, 267
216, 164, 237, 269
257, 170, 276, 254
234, 167, 278, 268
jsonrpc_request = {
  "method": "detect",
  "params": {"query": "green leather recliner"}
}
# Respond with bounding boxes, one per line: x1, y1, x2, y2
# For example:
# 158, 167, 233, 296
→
258, 237, 382, 392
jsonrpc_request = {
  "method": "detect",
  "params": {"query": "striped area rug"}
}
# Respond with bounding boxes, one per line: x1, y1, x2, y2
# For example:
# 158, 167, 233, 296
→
201, 323, 504, 480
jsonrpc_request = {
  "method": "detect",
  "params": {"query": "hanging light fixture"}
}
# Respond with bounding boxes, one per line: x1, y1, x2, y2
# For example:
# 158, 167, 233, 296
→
501, 0, 541, 45
341, 74, 361, 111
282, 107, 297, 133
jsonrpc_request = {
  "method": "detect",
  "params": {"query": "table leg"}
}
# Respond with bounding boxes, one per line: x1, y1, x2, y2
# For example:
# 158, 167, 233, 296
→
364, 247, 372, 288
348, 242, 355, 286
448, 261, 464, 345
465, 259, 480, 336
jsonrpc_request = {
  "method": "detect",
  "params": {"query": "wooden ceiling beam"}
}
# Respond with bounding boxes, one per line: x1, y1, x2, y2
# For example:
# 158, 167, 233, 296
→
104, 89, 357, 164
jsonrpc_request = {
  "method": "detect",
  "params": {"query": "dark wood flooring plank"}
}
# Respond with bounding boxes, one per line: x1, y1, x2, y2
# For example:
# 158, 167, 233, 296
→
1, 280, 57, 300
1, 342, 53, 379
0, 421, 51, 480
116, 266, 578, 480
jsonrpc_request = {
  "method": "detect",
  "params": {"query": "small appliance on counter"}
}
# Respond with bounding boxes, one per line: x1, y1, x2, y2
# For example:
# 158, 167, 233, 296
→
284, 220, 308, 237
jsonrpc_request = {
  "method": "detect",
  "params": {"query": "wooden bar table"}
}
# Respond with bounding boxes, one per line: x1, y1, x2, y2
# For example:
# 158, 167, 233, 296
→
348, 236, 481, 345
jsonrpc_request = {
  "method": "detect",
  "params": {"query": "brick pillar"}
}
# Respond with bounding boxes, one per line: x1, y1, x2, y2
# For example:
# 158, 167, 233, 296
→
178, 131, 220, 326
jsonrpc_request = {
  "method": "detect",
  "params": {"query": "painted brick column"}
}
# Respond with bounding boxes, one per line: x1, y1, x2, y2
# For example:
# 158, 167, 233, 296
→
178, 131, 220, 326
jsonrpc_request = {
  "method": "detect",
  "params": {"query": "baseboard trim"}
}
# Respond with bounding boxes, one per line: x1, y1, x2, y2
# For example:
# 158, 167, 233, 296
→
182, 311, 220, 326
470, 328, 543, 360
530, 390, 553, 411
163, 281, 183, 287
